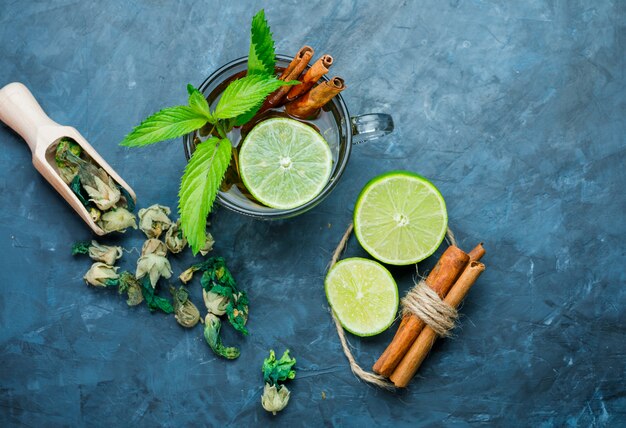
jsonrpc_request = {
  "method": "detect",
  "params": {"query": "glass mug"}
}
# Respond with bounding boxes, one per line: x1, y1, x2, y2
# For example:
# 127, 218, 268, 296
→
183, 55, 393, 220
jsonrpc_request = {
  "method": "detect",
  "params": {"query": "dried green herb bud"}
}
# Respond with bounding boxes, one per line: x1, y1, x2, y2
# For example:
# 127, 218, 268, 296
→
263, 350, 297, 385
100, 208, 138, 233
117, 271, 144, 306
84, 262, 119, 288
89, 207, 102, 223
261, 384, 290, 415
141, 238, 168, 257
136, 253, 172, 288
74, 240, 122, 266
199, 233, 215, 256
138, 204, 172, 239
58, 164, 79, 185
179, 266, 199, 284
203, 313, 240, 360
83, 173, 121, 211
164, 219, 187, 253
202, 289, 228, 316
55, 138, 82, 167
169, 286, 200, 328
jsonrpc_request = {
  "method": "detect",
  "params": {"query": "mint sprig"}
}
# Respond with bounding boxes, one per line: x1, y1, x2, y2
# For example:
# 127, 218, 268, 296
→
248, 9, 275, 76
120, 9, 286, 253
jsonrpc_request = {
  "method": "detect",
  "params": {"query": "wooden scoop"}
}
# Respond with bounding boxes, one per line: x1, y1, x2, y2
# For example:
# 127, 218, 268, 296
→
0, 82, 136, 235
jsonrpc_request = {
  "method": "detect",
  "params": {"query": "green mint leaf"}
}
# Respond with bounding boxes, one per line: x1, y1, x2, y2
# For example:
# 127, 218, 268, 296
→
120, 106, 210, 147
213, 75, 299, 120
187, 84, 213, 121
248, 9, 275, 76
233, 105, 263, 127
178, 137, 232, 254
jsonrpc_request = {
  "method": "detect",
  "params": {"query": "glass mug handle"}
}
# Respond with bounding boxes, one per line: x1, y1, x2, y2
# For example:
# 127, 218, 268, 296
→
351, 114, 394, 144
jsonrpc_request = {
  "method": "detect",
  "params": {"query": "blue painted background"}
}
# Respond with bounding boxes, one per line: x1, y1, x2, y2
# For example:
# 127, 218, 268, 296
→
1, 1, 625, 426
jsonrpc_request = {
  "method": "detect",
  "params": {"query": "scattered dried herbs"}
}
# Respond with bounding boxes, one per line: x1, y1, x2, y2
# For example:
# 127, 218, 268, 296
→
203, 313, 240, 360
140, 277, 174, 314
170, 286, 200, 328
83, 262, 119, 288
72, 240, 122, 266
138, 204, 172, 239
55, 137, 137, 234
261, 349, 296, 415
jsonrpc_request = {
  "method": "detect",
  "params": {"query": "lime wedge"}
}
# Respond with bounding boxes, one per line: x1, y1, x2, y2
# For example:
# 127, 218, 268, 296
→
325, 257, 398, 337
353, 171, 448, 265
238, 117, 333, 209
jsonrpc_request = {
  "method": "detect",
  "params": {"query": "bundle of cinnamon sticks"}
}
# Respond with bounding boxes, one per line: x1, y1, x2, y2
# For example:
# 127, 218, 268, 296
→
373, 243, 486, 387
266, 46, 345, 118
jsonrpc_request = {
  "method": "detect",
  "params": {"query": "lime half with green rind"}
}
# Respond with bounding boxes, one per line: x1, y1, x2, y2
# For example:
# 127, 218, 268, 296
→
353, 171, 448, 265
238, 117, 333, 209
325, 257, 399, 337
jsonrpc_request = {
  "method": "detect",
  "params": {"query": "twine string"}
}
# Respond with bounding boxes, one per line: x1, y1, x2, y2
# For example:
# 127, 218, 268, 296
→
401, 280, 458, 337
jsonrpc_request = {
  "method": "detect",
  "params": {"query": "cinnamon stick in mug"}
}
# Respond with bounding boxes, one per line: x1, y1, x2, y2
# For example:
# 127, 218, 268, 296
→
372, 246, 469, 377
285, 77, 346, 119
389, 261, 486, 387
266, 46, 314, 107
286, 54, 333, 101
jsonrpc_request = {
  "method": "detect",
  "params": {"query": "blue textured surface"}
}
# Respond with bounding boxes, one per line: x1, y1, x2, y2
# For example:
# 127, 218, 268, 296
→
1, 1, 625, 426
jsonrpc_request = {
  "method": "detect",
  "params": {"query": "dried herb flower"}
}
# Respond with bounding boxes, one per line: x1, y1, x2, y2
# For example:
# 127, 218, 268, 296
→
170, 286, 200, 328
100, 208, 137, 233
202, 289, 228, 316
136, 253, 172, 288
179, 266, 199, 284
117, 271, 144, 306
82, 171, 121, 211
55, 138, 82, 184
165, 219, 187, 253
72, 240, 122, 266
199, 258, 249, 335
89, 207, 101, 223
138, 204, 172, 239
141, 238, 168, 257
203, 313, 240, 359
84, 262, 119, 288
261, 383, 290, 416
261, 349, 296, 415
199, 233, 215, 256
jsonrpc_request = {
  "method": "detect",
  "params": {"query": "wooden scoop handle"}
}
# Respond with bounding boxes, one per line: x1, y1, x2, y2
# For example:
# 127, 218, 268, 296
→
0, 82, 61, 152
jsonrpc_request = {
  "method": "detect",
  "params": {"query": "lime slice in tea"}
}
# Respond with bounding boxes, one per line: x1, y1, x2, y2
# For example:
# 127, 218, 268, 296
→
238, 117, 333, 209
353, 171, 448, 265
325, 257, 398, 337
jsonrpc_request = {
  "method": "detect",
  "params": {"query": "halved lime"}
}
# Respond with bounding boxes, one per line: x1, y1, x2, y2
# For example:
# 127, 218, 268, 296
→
325, 257, 398, 337
353, 171, 448, 265
238, 118, 333, 209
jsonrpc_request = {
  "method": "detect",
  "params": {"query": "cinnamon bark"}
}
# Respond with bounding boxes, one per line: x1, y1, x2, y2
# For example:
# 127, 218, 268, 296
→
389, 261, 486, 387
286, 54, 333, 101
285, 77, 345, 119
468, 242, 485, 261
266, 46, 314, 107
372, 246, 469, 377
